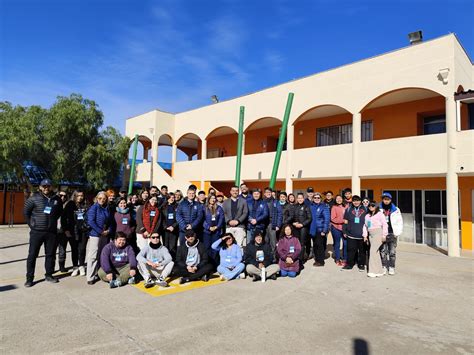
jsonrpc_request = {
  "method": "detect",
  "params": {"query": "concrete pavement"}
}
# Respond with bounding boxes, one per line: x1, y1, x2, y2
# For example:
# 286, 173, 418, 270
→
1, 226, 473, 354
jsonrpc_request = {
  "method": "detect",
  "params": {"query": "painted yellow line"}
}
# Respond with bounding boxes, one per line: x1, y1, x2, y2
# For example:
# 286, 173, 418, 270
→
133, 275, 226, 297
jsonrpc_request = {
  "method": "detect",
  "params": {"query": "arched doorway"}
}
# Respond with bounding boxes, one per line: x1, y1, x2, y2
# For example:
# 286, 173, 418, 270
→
244, 117, 282, 155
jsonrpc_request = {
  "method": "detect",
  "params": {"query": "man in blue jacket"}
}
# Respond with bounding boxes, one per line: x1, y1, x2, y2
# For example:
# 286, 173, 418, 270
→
309, 193, 331, 267
263, 187, 282, 260
23, 179, 63, 287
176, 187, 204, 245
247, 189, 269, 244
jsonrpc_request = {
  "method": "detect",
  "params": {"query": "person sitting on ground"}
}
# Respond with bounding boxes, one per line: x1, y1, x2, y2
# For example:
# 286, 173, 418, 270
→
173, 230, 213, 284
244, 230, 280, 281
277, 224, 302, 278
212, 233, 245, 281
137, 232, 174, 288
98, 232, 137, 288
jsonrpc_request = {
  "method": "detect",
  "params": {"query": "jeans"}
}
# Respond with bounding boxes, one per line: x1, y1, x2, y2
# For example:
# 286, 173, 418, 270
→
331, 226, 343, 261
381, 234, 397, 268
280, 270, 297, 278
217, 263, 245, 280
26, 230, 57, 280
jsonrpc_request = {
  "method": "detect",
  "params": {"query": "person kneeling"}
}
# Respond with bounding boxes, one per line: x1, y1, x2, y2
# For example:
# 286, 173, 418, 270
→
277, 225, 302, 278
137, 233, 174, 288
98, 232, 137, 288
244, 230, 280, 282
212, 233, 245, 281
173, 230, 213, 284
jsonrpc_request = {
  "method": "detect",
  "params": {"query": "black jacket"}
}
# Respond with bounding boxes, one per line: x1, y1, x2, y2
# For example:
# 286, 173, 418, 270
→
61, 200, 89, 235
282, 203, 294, 225
292, 203, 312, 227
161, 203, 178, 230
24, 193, 63, 233
244, 242, 274, 268
175, 241, 209, 269
342, 206, 367, 239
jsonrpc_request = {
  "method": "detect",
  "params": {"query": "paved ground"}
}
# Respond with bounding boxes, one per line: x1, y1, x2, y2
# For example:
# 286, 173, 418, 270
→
1, 226, 473, 354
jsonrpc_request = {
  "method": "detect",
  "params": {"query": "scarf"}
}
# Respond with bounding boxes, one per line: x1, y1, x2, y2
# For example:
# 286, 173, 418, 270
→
143, 202, 159, 233
116, 206, 129, 214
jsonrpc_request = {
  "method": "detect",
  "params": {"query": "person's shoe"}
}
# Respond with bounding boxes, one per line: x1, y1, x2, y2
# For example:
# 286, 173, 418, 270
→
71, 267, 80, 277
388, 267, 395, 275
219, 274, 226, 281
367, 273, 377, 278
341, 265, 353, 271
358, 266, 365, 272
239, 273, 246, 279
375, 273, 384, 277
87, 276, 99, 285
24, 279, 34, 288
144, 278, 155, 288
341, 260, 347, 267
128, 277, 136, 285
180, 277, 190, 284
45, 276, 59, 283
313, 262, 324, 267
201, 274, 209, 282
109, 280, 121, 289
270, 274, 277, 280
252, 275, 261, 282
382, 266, 387, 275
79, 266, 86, 276
156, 279, 168, 287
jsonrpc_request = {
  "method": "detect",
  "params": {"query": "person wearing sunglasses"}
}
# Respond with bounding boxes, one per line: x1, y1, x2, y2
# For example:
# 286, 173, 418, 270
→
363, 201, 388, 277
309, 193, 331, 267
137, 233, 174, 288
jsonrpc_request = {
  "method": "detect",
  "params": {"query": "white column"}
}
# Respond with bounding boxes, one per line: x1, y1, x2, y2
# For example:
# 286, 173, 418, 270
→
201, 139, 207, 190
351, 112, 361, 196
286, 124, 294, 192
171, 144, 177, 177
446, 95, 460, 257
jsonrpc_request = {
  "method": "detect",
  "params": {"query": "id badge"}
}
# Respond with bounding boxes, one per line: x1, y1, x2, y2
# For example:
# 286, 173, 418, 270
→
225, 256, 232, 263
211, 215, 216, 222
44, 206, 52, 215
289, 246, 295, 253
256, 250, 264, 262
122, 217, 128, 225
152, 258, 158, 263
187, 255, 196, 263
367, 220, 372, 228
150, 211, 156, 217
354, 217, 360, 224
115, 256, 122, 262
77, 212, 84, 220
168, 213, 174, 220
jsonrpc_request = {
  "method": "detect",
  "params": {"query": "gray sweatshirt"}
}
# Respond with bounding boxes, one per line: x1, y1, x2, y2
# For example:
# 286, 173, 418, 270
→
137, 243, 172, 266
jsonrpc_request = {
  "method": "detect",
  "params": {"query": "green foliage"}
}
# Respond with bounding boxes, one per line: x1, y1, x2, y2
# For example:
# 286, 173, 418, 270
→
0, 94, 129, 189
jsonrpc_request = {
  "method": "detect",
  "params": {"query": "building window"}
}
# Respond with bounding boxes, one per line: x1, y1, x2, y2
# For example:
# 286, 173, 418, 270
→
423, 115, 446, 135
468, 103, 474, 130
316, 121, 372, 147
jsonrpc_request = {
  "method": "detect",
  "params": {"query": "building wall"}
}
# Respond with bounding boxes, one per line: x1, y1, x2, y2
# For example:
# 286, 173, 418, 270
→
245, 125, 281, 155
207, 133, 238, 157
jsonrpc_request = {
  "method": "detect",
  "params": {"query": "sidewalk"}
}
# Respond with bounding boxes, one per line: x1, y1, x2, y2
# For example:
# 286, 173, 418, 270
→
1, 227, 473, 354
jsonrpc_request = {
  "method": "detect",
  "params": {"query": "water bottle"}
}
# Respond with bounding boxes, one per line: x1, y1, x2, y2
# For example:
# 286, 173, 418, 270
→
261, 266, 266, 283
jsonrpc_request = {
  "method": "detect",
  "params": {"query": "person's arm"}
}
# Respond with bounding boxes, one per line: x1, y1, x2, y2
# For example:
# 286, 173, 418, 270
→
203, 210, 210, 231
381, 213, 389, 237
23, 196, 35, 227
276, 204, 283, 229
191, 204, 203, 230
243, 247, 252, 265
217, 206, 225, 229
302, 206, 312, 227
100, 245, 112, 274
136, 206, 145, 233
211, 238, 223, 251
175, 204, 187, 231
323, 205, 330, 233
231, 245, 243, 267
277, 243, 287, 261
136, 245, 148, 264
87, 205, 102, 235
128, 246, 137, 269
161, 247, 173, 266
362, 219, 368, 238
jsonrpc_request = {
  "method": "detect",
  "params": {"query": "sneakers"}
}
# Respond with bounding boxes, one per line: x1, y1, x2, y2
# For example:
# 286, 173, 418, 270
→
341, 265, 353, 271
252, 275, 261, 282
358, 266, 365, 272
341, 260, 347, 267
79, 266, 86, 276
388, 267, 395, 275
367, 273, 377, 278
87, 276, 99, 285
59, 262, 67, 273
239, 273, 246, 279
128, 277, 136, 285
269, 274, 277, 280
156, 279, 168, 288
109, 280, 122, 288
71, 267, 80, 277
45, 276, 59, 283
201, 274, 209, 282
180, 277, 190, 284
144, 278, 155, 289
313, 262, 324, 267
382, 267, 387, 275
24, 279, 34, 288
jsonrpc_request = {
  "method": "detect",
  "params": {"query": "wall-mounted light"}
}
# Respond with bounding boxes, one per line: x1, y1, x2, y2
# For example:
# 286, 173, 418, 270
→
408, 30, 423, 45
438, 68, 450, 85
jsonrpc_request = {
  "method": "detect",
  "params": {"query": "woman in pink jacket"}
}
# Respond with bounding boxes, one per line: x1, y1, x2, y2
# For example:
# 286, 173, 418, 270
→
330, 195, 346, 266
363, 201, 388, 278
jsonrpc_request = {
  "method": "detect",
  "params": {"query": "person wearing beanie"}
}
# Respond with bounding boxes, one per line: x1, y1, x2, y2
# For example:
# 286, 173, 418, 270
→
137, 233, 174, 288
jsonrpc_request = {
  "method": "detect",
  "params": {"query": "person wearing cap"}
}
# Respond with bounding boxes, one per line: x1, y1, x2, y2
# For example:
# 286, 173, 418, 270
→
379, 192, 404, 275
212, 233, 245, 281
98, 232, 137, 288
244, 230, 279, 281
246, 189, 269, 245
23, 179, 63, 287
222, 186, 248, 248
309, 192, 331, 267
304, 187, 315, 207
137, 232, 174, 288
176, 187, 204, 245
263, 187, 283, 261
342, 195, 367, 271
173, 230, 213, 284
291, 193, 312, 264
363, 201, 388, 277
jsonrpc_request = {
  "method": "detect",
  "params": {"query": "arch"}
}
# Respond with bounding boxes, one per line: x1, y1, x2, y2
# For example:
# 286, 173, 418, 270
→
244, 117, 283, 155
359, 87, 446, 141
205, 126, 239, 159
157, 133, 173, 146
176, 133, 202, 162
156, 134, 173, 173
292, 105, 353, 150
129, 135, 152, 162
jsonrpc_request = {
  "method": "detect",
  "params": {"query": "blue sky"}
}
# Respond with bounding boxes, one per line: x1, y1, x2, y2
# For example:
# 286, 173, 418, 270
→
1, 0, 473, 138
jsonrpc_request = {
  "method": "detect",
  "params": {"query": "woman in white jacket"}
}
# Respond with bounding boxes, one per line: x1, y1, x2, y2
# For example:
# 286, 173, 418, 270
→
379, 193, 403, 275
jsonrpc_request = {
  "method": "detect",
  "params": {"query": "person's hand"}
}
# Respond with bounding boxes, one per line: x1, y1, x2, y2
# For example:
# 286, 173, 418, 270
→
297, 223, 303, 229
229, 266, 234, 271
186, 224, 192, 230
187, 266, 194, 273
143, 231, 149, 238
285, 257, 293, 264
229, 220, 238, 227
210, 226, 217, 232
167, 226, 174, 232
65, 231, 72, 238
251, 219, 257, 225
191, 266, 197, 273
106, 273, 113, 281
343, 234, 347, 238
258, 263, 264, 269
364, 237, 368, 243
292, 222, 298, 227
129, 269, 136, 277
275, 227, 279, 232
321, 232, 326, 236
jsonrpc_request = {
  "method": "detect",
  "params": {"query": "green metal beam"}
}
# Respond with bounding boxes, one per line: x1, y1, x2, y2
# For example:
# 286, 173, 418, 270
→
128, 134, 139, 195
269, 93, 294, 190
235, 106, 245, 186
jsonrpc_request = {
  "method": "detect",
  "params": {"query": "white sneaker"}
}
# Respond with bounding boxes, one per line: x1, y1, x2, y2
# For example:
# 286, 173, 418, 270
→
219, 274, 226, 281
71, 267, 80, 277
382, 267, 387, 275
239, 273, 246, 279
388, 267, 395, 275
79, 266, 86, 276
367, 273, 377, 278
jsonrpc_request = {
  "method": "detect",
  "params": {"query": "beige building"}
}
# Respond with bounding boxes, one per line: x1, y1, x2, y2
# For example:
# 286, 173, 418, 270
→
125, 34, 474, 255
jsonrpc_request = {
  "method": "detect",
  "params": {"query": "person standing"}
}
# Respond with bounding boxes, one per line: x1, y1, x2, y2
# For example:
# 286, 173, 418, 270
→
324, 191, 335, 210
114, 198, 136, 249
222, 186, 248, 248
161, 193, 179, 259
263, 187, 282, 261
330, 195, 346, 266
61, 190, 90, 277
291, 193, 312, 264
343, 188, 353, 206
212, 233, 245, 281
23, 179, 63, 287
246, 189, 269, 244
203, 194, 225, 264
380, 193, 403, 275
239, 183, 253, 203
216, 192, 225, 207
56, 191, 70, 272
136, 195, 162, 251
342, 195, 367, 272
176, 188, 204, 245
309, 193, 330, 267
363, 201, 388, 278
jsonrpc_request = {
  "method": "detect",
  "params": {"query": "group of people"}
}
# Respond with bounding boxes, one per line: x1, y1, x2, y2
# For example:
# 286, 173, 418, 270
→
23, 179, 403, 288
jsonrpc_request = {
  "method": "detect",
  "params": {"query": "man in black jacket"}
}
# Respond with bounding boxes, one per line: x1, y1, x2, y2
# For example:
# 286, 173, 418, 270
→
23, 179, 63, 287
292, 193, 312, 264
173, 230, 213, 284
244, 231, 280, 281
